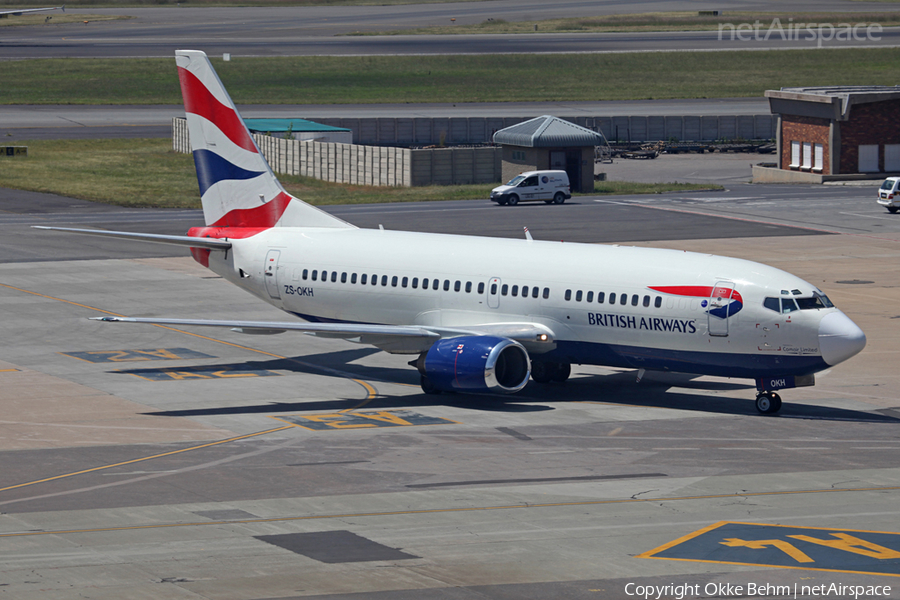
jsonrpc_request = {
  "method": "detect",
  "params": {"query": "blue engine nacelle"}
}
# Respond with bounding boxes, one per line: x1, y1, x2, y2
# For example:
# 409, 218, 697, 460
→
414, 336, 531, 394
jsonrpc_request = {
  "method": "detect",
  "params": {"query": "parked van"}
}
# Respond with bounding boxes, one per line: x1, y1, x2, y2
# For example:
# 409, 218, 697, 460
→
490, 170, 571, 206
877, 176, 900, 213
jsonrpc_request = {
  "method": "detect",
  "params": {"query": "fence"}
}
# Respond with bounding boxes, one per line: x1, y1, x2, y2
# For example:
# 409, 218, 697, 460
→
306, 114, 777, 145
174, 118, 502, 187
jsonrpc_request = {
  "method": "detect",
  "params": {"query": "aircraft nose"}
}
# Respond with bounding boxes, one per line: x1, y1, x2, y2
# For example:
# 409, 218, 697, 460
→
819, 311, 866, 366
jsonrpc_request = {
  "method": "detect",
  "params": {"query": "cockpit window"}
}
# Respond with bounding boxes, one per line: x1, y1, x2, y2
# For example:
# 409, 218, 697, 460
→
796, 296, 826, 310
765, 292, 835, 313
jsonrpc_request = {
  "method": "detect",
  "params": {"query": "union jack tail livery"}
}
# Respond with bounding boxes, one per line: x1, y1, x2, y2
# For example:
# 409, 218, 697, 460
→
175, 50, 353, 230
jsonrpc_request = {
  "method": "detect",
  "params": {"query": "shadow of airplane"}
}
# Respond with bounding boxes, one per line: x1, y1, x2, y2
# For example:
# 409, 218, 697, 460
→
122, 351, 900, 424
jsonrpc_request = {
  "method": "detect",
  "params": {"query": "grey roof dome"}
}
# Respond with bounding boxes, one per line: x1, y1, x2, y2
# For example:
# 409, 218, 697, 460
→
493, 115, 605, 147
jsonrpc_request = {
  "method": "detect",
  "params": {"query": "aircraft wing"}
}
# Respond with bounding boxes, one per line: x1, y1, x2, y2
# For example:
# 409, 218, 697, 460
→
32, 226, 232, 250
0, 6, 63, 16
92, 317, 556, 354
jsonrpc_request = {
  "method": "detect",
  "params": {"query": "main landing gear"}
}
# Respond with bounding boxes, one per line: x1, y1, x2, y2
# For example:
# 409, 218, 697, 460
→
755, 391, 782, 415
530, 362, 571, 384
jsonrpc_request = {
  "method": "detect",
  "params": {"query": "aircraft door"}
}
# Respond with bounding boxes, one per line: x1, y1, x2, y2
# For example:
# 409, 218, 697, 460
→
708, 281, 735, 337
487, 277, 501, 309
264, 249, 281, 299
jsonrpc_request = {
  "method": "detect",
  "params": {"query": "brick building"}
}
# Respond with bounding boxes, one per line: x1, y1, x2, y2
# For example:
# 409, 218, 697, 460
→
756, 86, 900, 183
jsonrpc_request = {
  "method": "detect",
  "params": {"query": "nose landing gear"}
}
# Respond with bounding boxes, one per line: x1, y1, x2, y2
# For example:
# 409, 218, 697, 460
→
755, 391, 782, 415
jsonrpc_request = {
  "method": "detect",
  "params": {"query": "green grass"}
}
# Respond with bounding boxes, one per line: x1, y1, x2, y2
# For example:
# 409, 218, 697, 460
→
363, 11, 900, 35
0, 139, 720, 208
2, 48, 900, 105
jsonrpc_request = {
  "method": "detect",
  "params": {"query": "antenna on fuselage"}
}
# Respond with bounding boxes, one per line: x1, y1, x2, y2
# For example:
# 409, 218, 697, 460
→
524, 227, 533, 242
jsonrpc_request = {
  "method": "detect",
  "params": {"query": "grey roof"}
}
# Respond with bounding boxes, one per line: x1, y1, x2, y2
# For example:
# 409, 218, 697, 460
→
765, 86, 900, 120
492, 115, 605, 147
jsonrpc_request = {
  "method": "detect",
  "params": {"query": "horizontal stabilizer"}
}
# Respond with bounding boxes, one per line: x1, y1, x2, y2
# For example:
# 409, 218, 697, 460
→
32, 226, 232, 250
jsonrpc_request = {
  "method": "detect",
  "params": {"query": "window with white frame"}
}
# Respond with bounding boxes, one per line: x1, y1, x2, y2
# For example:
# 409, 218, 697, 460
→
813, 144, 824, 172
790, 141, 801, 168
802, 142, 812, 170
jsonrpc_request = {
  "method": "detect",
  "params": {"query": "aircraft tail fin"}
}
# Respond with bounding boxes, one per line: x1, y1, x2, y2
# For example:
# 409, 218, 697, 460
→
175, 50, 353, 229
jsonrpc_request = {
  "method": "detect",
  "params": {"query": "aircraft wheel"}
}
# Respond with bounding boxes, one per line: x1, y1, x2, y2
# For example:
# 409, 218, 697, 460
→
507, 194, 519, 206
755, 391, 781, 414
421, 374, 442, 395
553, 192, 566, 204
551, 362, 571, 382
531, 362, 554, 383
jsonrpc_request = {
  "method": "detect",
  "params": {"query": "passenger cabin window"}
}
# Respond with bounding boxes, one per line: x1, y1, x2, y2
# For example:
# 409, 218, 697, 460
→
521, 285, 528, 297
565, 289, 572, 301
512, 285, 518, 297
654, 296, 662, 308
321, 270, 327, 281
331, 272, 337, 283
631, 294, 639, 306
350, 273, 357, 284
401, 277, 408, 288
412, 277, 418, 289
433, 279, 439, 290
443, 280, 450, 291
312, 270, 318, 281
302, 269, 308, 280
608, 293, 615, 304
466, 282, 472, 293
543, 288, 550, 299
478, 282, 485, 294
502, 284, 509, 296
341, 272, 347, 283
455, 281, 461, 292
620, 294, 627, 306
575, 290, 582, 302
490, 283, 497, 295
643, 295, 650, 307
381, 275, 388, 286
392, 276, 399, 287
597, 292, 605, 304
533, 287, 540, 298
586, 291, 594, 303
361, 274, 368, 285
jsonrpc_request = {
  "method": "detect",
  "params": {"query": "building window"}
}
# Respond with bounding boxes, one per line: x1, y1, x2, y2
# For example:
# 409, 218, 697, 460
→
813, 143, 824, 173
790, 141, 801, 168
802, 142, 812, 171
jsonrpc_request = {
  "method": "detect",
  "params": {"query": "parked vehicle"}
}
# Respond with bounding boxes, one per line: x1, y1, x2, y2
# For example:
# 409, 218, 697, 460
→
877, 176, 900, 213
490, 171, 571, 206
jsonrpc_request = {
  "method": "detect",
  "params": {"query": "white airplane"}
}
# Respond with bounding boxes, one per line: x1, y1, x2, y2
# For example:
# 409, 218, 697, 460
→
35, 50, 867, 415
0, 6, 63, 18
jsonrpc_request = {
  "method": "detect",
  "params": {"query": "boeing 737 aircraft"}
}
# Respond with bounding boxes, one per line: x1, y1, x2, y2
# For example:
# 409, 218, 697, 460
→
36, 50, 867, 414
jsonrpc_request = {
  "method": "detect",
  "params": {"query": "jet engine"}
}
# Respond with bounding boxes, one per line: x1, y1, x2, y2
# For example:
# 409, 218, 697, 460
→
412, 336, 530, 394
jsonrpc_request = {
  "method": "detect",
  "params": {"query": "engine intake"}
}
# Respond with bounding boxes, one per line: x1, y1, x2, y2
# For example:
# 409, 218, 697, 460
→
414, 336, 531, 394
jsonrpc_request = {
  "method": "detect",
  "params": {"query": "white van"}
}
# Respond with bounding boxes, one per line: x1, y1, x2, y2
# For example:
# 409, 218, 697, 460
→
877, 176, 900, 213
490, 170, 571, 206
